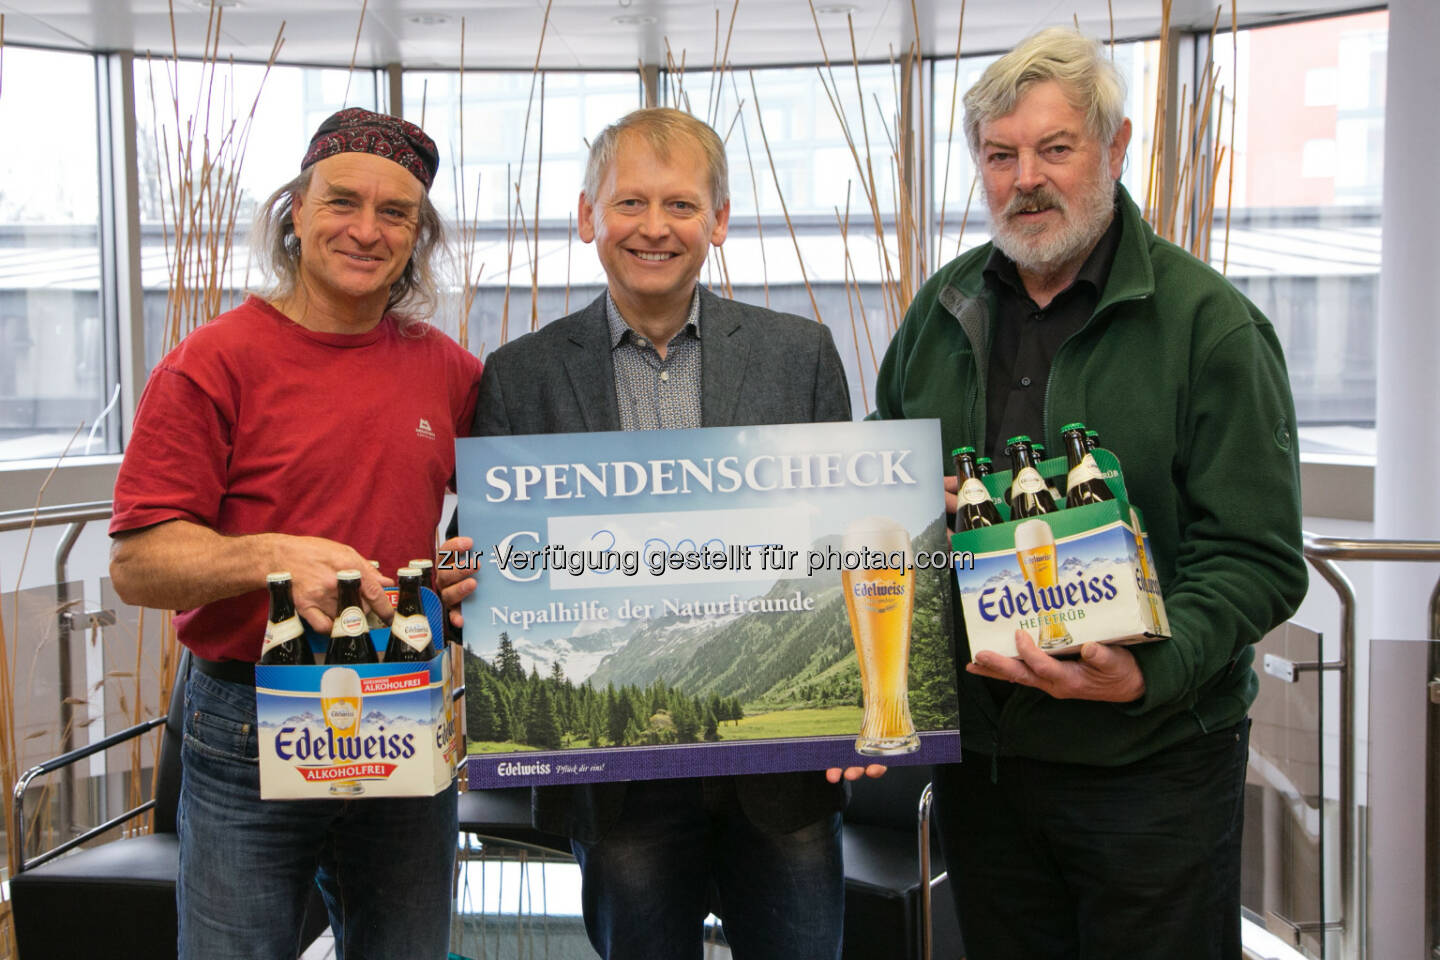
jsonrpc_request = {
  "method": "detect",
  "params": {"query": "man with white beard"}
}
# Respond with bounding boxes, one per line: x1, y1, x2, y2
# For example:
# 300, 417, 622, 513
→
872, 28, 1306, 960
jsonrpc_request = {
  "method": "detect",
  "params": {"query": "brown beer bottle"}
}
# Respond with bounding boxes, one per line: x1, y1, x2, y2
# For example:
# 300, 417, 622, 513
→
952, 447, 1004, 530
327, 570, 378, 664
1085, 429, 1101, 452
1062, 422, 1116, 508
409, 558, 437, 596
259, 572, 314, 666
384, 568, 435, 663
975, 457, 993, 479
1005, 435, 1058, 518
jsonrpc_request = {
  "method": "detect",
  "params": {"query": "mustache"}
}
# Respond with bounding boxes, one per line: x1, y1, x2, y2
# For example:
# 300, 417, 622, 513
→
1003, 187, 1065, 220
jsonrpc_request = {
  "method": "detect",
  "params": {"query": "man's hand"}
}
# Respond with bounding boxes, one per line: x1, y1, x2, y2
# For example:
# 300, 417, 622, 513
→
281, 535, 394, 633
966, 630, 1146, 703
825, 764, 887, 784
943, 474, 959, 533
435, 535, 479, 628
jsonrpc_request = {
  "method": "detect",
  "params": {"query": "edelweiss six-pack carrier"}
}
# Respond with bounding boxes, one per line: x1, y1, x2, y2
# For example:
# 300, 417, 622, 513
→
255, 587, 457, 799
951, 448, 1170, 659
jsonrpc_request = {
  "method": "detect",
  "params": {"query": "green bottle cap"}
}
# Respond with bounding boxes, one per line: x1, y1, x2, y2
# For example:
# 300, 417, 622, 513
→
1060, 422, 1087, 434
1005, 435, 1032, 446
952, 445, 976, 456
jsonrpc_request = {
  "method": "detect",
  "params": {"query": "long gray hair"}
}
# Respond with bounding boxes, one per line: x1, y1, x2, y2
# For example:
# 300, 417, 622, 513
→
252, 168, 445, 331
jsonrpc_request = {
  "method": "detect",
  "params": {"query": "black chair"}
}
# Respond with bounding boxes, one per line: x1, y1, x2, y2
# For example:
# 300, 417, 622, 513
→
841, 764, 965, 960
456, 785, 572, 854
10, 650, 329, 959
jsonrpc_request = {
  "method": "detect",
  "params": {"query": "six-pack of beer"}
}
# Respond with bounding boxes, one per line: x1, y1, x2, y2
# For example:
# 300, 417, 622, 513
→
253, 563, 458, 800
950, 423, 1170, 659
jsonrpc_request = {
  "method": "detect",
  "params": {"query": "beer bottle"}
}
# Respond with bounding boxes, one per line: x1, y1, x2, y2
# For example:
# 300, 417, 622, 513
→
975, 457, 993, 479
409, 558, 436, 596
327, 570, 378, 664
364, 560, 385, 630
1085, 429, 1101, 452
1062, 422, 1116, 508
952, 447, 1004, 531
259, 572, 314, 666
1032, 442, 1065, 502
1005, 435, 1058, 518
385, 568, 435, 663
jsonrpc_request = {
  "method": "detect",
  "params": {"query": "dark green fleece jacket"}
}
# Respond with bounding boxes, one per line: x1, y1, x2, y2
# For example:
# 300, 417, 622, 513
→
876, 185, 1307, 766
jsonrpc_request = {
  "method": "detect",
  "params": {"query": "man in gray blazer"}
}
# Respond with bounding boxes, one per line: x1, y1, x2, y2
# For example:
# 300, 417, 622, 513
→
468, 108, 853, 959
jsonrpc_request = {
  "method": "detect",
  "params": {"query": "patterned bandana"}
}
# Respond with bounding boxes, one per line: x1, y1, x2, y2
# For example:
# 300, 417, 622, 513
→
300, 108, 439, 190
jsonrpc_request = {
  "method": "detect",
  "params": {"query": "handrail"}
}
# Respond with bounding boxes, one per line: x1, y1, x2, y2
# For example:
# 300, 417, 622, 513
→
1300, 531, 1440, 960
0, 500, 112, 533
918, 782, 934, 960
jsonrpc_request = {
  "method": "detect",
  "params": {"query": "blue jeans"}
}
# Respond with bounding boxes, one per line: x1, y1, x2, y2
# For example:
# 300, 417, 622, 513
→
933, 719, 1251, 960
572, 777, 844, 960
177, 669, 458, 960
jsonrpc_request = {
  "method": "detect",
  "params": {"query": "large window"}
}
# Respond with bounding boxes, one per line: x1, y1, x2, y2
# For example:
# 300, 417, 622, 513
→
1211, 11, 1386, 453
0, 13, 1387, 463
401, 70, 643, 350
133, 60, 379, 370
0, 47, 113, 462
677, 63, 904, 415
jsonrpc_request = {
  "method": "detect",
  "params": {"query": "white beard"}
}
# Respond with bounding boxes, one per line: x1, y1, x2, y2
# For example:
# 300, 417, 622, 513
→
988, 165, 1117, 277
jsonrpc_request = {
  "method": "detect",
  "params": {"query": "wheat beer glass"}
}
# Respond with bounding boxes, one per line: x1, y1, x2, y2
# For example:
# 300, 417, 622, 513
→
1014, 519, 1074, 650
841, 517, 921, 755
320, 666, 365, 795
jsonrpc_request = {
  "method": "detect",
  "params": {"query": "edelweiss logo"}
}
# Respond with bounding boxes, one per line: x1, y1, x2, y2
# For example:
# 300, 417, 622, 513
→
415, 418, 436, 440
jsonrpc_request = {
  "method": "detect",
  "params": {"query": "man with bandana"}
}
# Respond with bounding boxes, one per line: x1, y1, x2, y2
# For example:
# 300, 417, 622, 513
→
874, 30, 1306, 959
109, 109, 483, 960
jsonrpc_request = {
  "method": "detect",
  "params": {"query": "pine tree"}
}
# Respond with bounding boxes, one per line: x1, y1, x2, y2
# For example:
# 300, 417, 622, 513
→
470, 679, 501, 741
496, 632, 524, 683
526, 684, 563, 750
606, 686, 631, 746
703, 708, 720, 741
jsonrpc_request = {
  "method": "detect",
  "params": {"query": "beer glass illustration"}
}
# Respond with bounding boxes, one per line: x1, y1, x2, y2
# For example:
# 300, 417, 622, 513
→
320, 667, 365, 795
1013, 519, 1074, 650
841, 517, 921, 755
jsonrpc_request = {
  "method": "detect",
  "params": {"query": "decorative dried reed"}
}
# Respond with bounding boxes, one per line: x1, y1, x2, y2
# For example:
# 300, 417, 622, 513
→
2, 425, 83, 881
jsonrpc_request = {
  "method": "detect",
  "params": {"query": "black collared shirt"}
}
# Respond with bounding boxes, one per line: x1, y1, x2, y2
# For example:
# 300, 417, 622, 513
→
982, 206, 1123, 464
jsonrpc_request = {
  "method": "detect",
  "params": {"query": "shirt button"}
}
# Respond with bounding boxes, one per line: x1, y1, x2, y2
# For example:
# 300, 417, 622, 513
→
660, 371, 670, 381
1029, 312, 1041, 322
636, 338, 649, 348
1020, 376, 1032, 387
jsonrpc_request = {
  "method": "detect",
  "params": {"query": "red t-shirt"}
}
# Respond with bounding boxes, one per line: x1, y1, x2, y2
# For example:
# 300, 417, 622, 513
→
110, 295, 483, 662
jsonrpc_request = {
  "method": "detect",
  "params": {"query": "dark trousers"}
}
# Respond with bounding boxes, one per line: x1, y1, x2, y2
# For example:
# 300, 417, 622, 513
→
571, 776, 844, 960
933, 719, 1250, 960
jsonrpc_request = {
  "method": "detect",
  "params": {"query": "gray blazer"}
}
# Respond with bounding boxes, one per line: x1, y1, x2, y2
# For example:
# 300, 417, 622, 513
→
470, 287, 852, 843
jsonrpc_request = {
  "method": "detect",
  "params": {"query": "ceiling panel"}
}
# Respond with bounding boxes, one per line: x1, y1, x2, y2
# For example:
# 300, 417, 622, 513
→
0, 0, 1383, 69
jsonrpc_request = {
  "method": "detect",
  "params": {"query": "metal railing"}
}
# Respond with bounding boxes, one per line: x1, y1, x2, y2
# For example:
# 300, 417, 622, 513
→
1, 500, 119, 849
1299, 533, 1440, 960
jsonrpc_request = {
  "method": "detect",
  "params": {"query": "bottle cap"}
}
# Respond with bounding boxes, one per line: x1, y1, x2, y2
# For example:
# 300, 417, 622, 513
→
398, 566, 420, 578
1005, 435, 1032, 446
410, 559, 434, 570
951, 446, 975, 456
1060, 422, 1087, 434
337, 569, 362, 581
266, 571, 292, 583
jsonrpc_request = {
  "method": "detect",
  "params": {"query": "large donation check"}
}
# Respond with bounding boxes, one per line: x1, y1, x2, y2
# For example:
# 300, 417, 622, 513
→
455, 419, 962, 788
